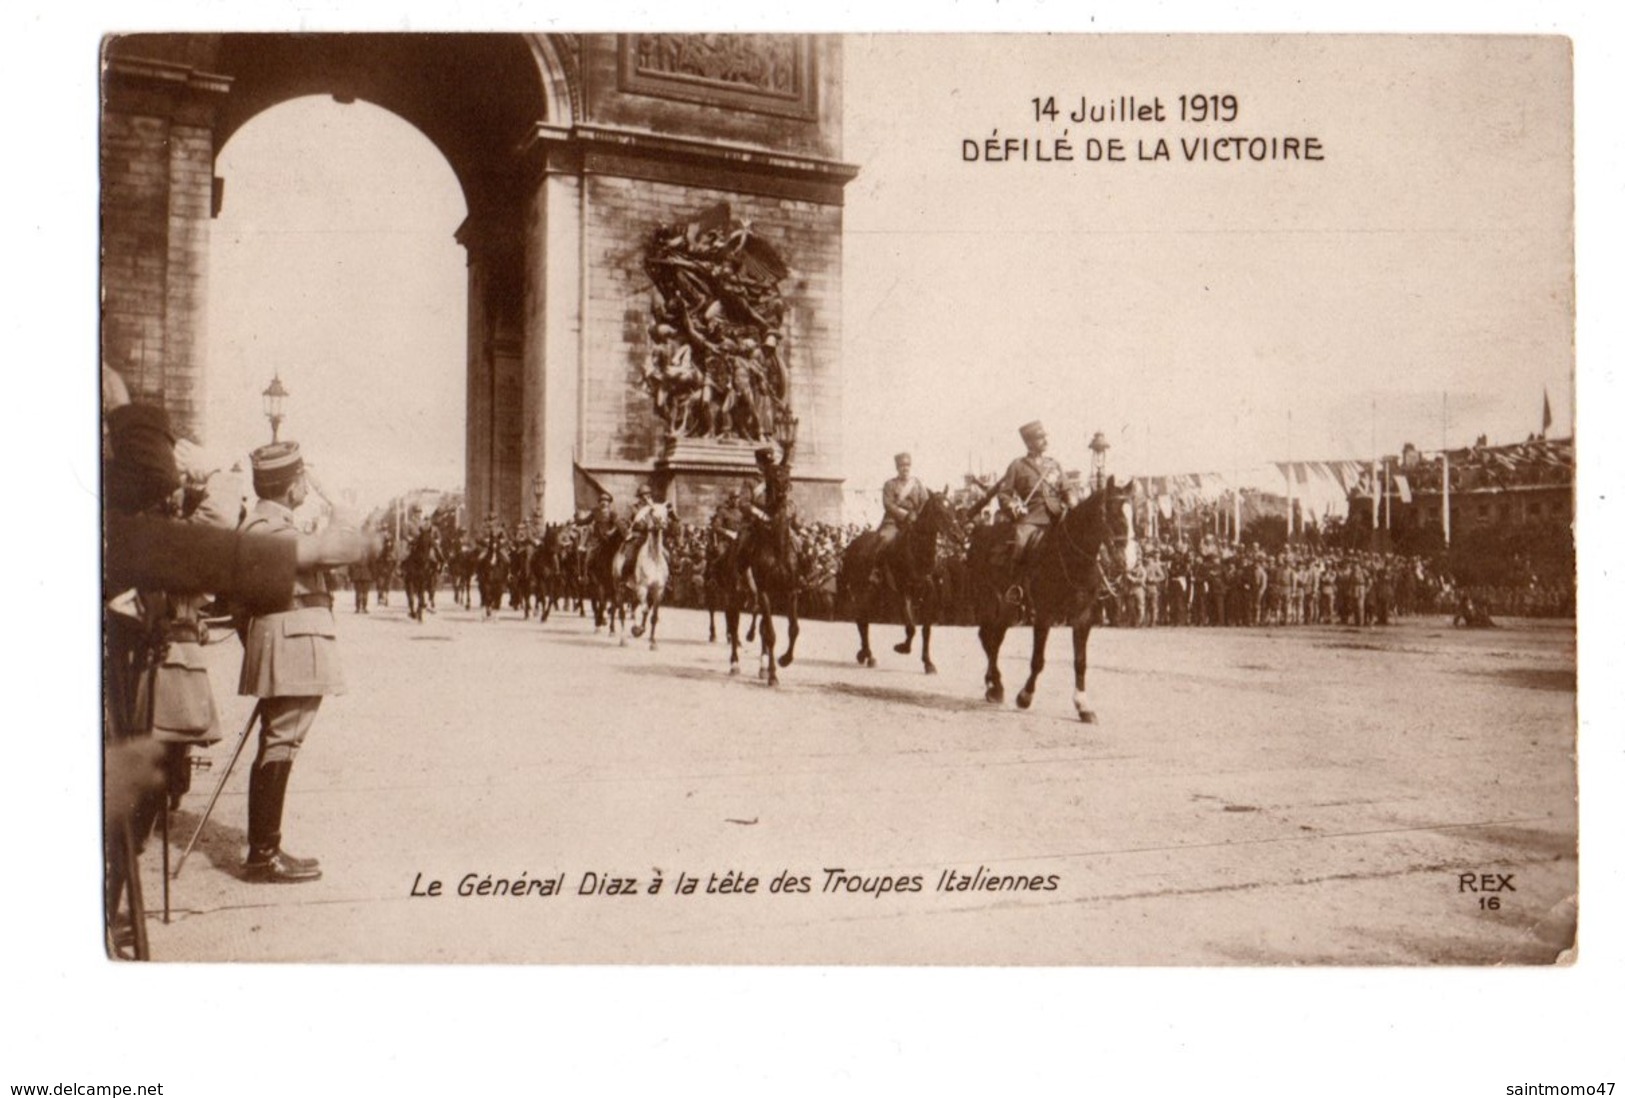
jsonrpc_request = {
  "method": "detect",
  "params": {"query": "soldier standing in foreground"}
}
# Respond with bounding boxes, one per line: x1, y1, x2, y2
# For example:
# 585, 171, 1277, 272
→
236, 441, 343, 884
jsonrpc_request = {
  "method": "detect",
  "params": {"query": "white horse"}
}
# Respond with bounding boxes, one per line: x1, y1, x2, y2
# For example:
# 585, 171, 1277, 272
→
623, 503, 672, 649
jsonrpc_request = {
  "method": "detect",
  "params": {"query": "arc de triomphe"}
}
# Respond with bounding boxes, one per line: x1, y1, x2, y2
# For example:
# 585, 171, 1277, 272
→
101, 33, 857, 523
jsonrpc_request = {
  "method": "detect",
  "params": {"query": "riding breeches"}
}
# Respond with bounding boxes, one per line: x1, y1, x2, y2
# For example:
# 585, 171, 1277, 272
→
255, 696, 322, 766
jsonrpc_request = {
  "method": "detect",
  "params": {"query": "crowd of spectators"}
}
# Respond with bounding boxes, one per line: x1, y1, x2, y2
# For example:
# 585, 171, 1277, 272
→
1401, 435, 1573, 495
652, 519, 1573, 626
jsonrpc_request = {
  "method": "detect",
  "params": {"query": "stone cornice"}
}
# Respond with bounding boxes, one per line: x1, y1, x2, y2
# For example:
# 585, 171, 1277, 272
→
519, 122, 859, 206
103, 56, 232, 97
102, 57, 233, 125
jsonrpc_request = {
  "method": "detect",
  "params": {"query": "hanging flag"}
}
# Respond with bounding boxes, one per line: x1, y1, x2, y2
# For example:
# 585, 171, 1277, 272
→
1542, 388, 1553, 435
1395, 474, 1412, 503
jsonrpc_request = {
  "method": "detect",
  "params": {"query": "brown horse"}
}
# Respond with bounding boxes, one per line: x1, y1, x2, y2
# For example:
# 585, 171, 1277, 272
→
401, 526, 443, 622
723, 507, 801, 684
475, 541, 508, 620
838, 490, 964, 674
585, 526, 628, 638
966, 478, 1136, 722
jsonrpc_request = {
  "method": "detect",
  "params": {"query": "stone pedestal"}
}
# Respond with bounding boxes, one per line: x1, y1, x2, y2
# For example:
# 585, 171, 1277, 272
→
646, 434, 842, 525
651, 435, 757, 521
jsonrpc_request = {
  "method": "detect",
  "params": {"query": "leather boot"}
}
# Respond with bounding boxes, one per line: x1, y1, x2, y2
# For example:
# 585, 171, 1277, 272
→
244, 759, 321, 883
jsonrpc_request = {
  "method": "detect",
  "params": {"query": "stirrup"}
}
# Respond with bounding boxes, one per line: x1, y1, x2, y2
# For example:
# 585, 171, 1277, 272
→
1004, 584, 1026, 605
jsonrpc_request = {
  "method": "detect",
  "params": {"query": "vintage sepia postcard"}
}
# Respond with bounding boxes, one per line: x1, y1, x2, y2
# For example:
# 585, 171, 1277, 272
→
97, 32, 1577, 971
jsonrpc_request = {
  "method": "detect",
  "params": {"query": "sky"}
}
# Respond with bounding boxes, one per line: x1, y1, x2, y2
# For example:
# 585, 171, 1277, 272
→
202, 36, 1574, 511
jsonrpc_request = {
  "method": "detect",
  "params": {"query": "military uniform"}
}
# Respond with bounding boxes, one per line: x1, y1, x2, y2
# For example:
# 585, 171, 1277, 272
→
237, 442, 340, 883
628, 490, 665, 542
877, 455, 928, 553
624, 488, 669, 579
996, 421, 1073, 567
350, 555, 373, 613
1144, 555, 1167, 627
589, 499, 626, 547
750, 442, 796, 518
711, 492, 745, 540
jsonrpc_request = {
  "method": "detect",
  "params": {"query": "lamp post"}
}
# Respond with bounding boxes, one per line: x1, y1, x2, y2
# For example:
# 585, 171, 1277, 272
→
1088, 431, 1111, 493
262, 373, 289, 443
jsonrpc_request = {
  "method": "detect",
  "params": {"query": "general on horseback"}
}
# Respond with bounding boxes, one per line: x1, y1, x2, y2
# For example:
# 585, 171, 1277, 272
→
720, 417, 803, 683
616, 483, 675, 648
966, 419, 1136, 722
838, 452, 963, 673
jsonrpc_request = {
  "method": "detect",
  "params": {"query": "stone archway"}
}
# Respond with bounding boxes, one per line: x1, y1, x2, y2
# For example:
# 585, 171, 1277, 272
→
102, 33, 855, 527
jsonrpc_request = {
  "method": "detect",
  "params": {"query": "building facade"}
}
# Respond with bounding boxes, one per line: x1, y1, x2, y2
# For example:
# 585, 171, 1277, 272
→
101, 33, 857, 525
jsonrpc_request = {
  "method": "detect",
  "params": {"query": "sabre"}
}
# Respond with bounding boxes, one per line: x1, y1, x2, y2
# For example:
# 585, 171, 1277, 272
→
1018, 467, 1059, 510
172, 699, 260, 878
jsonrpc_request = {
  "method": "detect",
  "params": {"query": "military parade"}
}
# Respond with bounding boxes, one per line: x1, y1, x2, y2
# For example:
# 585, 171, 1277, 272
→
76, 50, 1596, 1098
102, 350, 1577, 962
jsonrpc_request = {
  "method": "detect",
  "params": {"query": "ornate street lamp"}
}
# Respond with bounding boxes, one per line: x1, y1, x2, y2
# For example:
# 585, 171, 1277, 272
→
1088, 430, 1111, 492
262, 372, 290, 443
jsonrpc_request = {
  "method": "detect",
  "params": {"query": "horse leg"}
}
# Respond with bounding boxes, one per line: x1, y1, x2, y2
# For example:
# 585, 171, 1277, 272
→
746, 611, 758, 644
856, 620, 874, 667
648, 590, 661, 651
758, 594, 778, 684
1072, 616, 1097, 723
778, 595, 799, 668
631, 588, 647, 639
979, 623, 1006, 703
1017, 621, 1051, 710
895, 591, 916, 654
708, 605, 717, 643
725, 607, 741, 676
922, 619, 937, 675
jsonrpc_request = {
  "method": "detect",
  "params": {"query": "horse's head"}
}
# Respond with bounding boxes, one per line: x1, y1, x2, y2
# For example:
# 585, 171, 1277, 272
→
1101, 477, 1140, 572
1070, 476, 1138, 575
920, 488, 966, 542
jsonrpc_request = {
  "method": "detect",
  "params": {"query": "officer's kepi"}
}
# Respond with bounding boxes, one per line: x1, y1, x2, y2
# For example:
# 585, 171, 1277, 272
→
249, 440, 304, 497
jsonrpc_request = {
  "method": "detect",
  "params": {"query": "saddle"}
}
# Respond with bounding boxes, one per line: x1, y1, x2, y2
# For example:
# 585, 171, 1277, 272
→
982, 522, 1048, 610
869, 523, 910, 590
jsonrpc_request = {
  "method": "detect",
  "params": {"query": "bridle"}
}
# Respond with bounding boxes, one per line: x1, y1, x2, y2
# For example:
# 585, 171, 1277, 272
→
1054, 491, 1136, 597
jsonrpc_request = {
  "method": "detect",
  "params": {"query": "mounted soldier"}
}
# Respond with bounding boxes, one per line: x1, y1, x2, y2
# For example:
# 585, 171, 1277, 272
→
704, 488, 749, 643
587, 492, 627, 555
476, 512, 509, 568
876, 451, 929, 567
621, 483, 672, 583
723, 417, 803, 683
583, 493, 630, 634
748, 439, 795, 524
991, 420, 1078, 597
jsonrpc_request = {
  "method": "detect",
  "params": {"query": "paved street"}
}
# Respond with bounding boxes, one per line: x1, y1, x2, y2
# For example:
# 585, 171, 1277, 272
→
139, 591, 1577, 965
